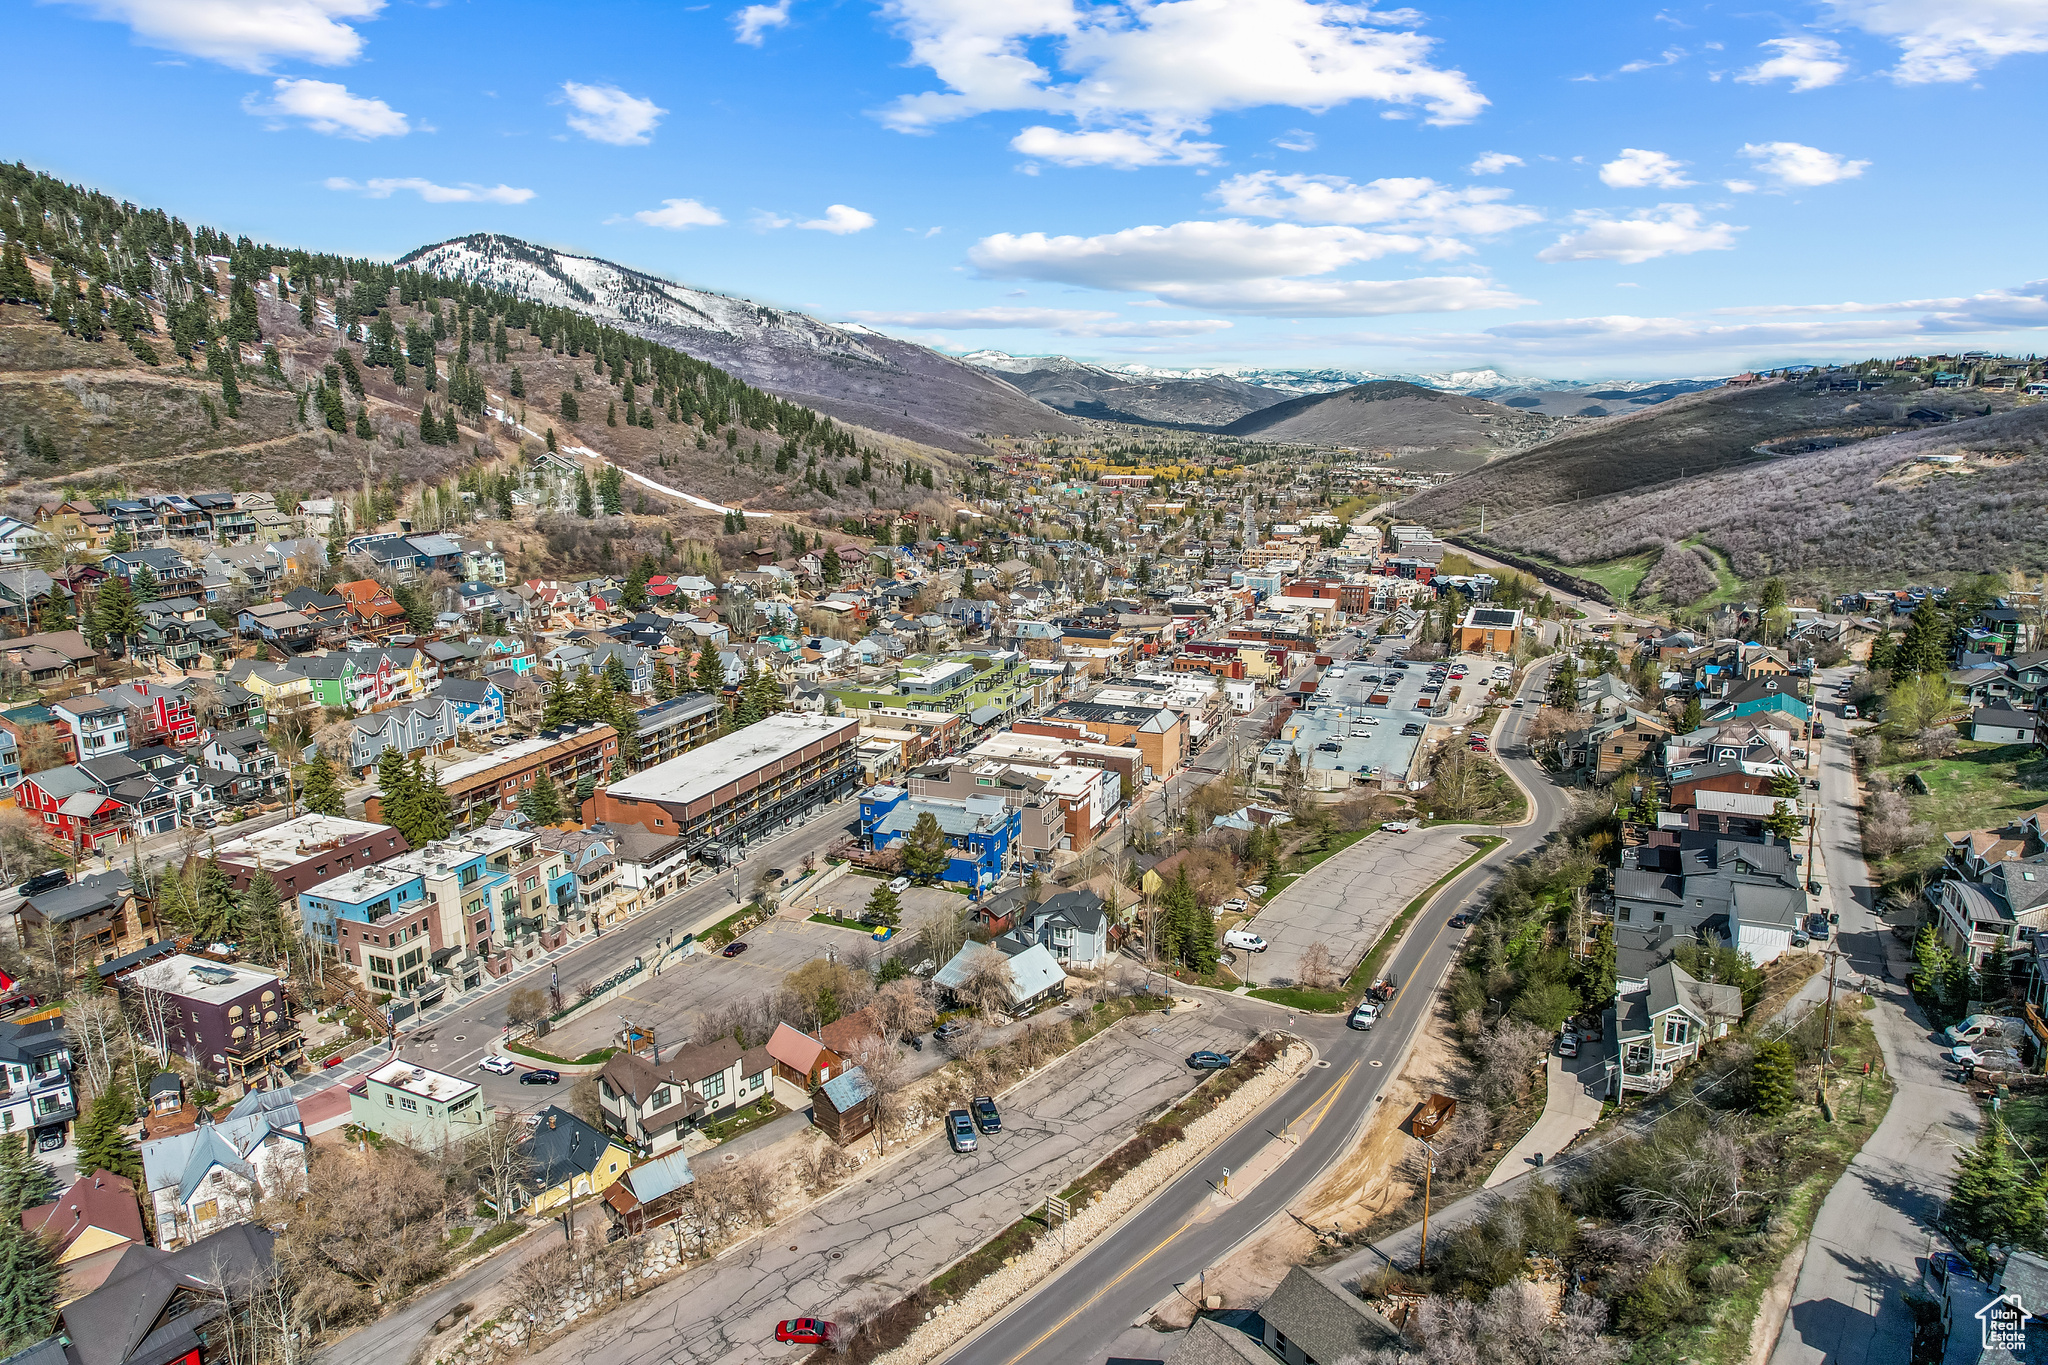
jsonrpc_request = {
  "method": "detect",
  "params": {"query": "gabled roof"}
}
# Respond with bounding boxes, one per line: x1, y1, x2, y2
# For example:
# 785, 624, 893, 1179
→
1259, 1267, 1404, 1362
520, 1105, 619, 1190
765, 1022, 837, 1076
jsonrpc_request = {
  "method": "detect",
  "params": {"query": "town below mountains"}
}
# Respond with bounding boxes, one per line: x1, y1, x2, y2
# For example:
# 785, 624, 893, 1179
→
7, 163, 2048, 1365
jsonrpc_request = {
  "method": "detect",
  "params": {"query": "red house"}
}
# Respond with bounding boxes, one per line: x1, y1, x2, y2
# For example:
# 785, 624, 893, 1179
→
15, 767, 128, 852
98, 682, 199, 748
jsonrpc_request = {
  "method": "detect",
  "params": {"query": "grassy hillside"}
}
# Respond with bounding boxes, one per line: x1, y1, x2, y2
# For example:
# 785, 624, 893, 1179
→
1403, 376, 2013, 530
1459, 403, 2048, 594
1218, 379, 1563, 471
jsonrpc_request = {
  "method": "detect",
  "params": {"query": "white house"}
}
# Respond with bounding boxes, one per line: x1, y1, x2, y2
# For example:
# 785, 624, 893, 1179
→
140, 1090, 308, 1248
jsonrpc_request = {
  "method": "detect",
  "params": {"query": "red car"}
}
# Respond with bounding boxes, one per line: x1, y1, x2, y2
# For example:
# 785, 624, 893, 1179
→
776, 1318, 837, 1345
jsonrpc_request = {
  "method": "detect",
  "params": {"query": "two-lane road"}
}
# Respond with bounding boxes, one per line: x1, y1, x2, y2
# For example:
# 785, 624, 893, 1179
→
942, 664, 1571, 1365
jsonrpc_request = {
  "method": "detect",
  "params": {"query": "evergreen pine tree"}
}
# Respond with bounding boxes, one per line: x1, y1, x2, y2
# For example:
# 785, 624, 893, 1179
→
354, 406, 372, 439
299, 751, 345, 818
0, 1218, 58, 1350
1680, 694, 1703, 733
903, 810, 950, 882
1750, 1038, 1798, 1117
443, 407, 461, 445
418, 403, 439, 445
407, 753, 452, 844
73, 1086, 141, 1183
863, 882, 901, 927
0, 1134, 55, 1216
694, 641, 723, 694
575, 470, 595, 518
518, 769, 566, 826
375, 747, 414, 838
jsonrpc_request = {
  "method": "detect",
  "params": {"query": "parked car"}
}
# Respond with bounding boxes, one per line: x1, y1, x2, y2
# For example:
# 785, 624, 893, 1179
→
1558, 1036, 1579, 1058
1381, 820, 1414, 833
519, 1068, 560, 1086
1401, 724, 1424, 736
1348, 1002, 1378, 1030
775, 1319, 837, 1346
1804, 913, 1831, 942
936, 1020, 973, 1042
15, 869, 66, 898
947, 1108, 978, 1152
1223, 928, 1268, 953
900, 1030, 923, 1051
722, 940, 749, 958
36, 1129, 63, 1153
971, 1096, 1002, 1133
1187, 1051, 1232, 1070
888, 875, 912, 894
480, 1055, 515, 1075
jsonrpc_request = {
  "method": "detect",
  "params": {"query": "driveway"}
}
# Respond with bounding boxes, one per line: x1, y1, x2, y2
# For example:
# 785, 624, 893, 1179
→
1244, 827, 1479, 989
503, 1002, 1263, 1365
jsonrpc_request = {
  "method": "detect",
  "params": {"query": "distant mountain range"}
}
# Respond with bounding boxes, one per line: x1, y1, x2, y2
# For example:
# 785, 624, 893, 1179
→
400, 235, 1081, 454
956, 350, 1726, 429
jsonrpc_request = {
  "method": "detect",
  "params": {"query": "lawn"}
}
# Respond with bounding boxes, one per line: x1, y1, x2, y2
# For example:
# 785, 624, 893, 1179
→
1877, 740, 2043, 883
1568, 553, 1654, 603
697, 1097, 790, 1145
506, 1040, 618, 1066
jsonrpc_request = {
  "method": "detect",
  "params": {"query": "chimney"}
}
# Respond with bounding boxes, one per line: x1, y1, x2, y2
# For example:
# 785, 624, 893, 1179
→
547, 1114, 556, 1129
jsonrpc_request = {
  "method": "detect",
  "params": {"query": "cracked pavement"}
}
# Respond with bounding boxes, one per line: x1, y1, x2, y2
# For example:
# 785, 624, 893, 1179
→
1248, 829, 1475, 989
514, 1002, 1271, 1365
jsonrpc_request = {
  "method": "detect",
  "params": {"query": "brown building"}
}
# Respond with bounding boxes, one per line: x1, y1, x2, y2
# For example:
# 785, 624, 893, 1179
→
1669, 760, 1782, 811
587, 713, 860, 858
813, 1067, 876, 1147
16, 871, 157, 966
201, 814, 411, 898
1031, 701, 1189, 781
366, 722, 619, 829
1455, 605, 1524, 656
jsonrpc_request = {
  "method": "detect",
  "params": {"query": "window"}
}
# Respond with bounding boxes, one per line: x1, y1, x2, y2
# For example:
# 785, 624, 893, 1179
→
653, 1086, 672, 1110
399, 1096, 417, 1111
1617, 908, 1631, 923
1652, 911, 1665, 923
1664, 1019, 1690, 1047
699, 1074, 725, 1101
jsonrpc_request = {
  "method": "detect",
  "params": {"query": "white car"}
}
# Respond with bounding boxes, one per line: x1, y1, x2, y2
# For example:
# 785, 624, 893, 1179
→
1381, 820, 1414, 833
1223, 928, 1269, 953
888, 875, 912, 894
481, 1055, 515, 1075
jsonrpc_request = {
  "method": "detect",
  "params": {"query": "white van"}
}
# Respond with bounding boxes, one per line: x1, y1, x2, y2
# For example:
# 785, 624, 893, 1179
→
1223, 928, 1268, 953
887, 875, 911, 894
1945, 1014, 2025, 1046
1841, 705, 1859, 719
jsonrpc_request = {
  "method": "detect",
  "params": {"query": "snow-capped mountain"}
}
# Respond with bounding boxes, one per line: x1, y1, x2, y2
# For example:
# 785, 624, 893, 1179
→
399, 236, 1079, 453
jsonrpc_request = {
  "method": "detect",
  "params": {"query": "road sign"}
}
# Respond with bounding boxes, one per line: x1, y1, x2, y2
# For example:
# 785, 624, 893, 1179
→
1047, 1195, 1071, 1221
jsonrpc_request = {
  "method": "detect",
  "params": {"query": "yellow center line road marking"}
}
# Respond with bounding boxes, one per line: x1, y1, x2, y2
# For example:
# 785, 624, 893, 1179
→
999, 1058, 1361, 1365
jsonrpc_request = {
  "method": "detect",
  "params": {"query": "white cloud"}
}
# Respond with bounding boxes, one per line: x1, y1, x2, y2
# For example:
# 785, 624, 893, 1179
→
1827, 0, 2048, 83
876, 0, 1486, 168
559, 82, 667, 145
1213, 171, 1542, 238
1618, 47, 1686, 73
967, 218, 1531, 316
1723, 179, 1759, 193
1739, 140, 1870, 186
324, 176, 533, 204
1537, 205, 1742, 263
796, 204, 876, 234
1598, 148, 1692, 189
1727, 279, 2048, 331
1273, 129, 1317, 152
1011, 125, 1220, 167
849, 306, 1232, 336
1735, 36, 1849, 91
65, 0, 383, 71
242, 76, 406, 138
732, 0, 791, 44
631, 198, 725, 229
1468, 151, 1522, 175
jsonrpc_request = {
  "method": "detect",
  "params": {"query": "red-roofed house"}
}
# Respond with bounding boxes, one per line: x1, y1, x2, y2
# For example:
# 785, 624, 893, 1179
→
765, 1022, 843, 1090
22, 1168, 146, 1268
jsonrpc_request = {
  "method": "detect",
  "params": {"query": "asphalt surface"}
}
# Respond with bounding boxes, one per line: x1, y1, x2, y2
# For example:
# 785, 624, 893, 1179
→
1766, 671, 1978, 1365
941, 662, 1571, 1365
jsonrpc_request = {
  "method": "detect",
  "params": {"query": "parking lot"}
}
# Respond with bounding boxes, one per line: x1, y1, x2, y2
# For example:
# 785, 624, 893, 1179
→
1237, 824, 1481, 989
538, 913, 924, 1060
1265, 647, 1493, 787
797, 870, 968, 948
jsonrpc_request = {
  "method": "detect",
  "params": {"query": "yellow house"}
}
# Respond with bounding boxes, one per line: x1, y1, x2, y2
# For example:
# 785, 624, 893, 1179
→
522, 1105, 632, 1212
234, 661, 318, 715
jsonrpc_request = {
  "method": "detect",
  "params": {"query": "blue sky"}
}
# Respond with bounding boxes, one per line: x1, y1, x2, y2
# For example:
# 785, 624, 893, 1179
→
10, 0, 2048, 378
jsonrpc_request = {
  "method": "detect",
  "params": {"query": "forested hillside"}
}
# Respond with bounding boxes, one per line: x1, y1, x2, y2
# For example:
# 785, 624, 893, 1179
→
0, 163, 953, 520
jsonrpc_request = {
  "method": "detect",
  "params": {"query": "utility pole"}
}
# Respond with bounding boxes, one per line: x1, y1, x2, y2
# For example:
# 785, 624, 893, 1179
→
1819, 941, 1841, 1092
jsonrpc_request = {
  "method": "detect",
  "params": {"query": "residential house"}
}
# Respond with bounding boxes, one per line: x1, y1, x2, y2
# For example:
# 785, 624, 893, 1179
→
137, 956, 302, 1095
346, 697, 460, 776
858, 786, 1020, 892
201, 727, 283, 795
1973, 706, 2038, 744
50, 1223, 277, 1365
139, 1091, 307, 1248
814, 1067, 876, 1147
49, 697, 130, 760
0, 1015, 78, 1145
238, 600, 320, 651
1611, 834, 1807, 980
599, 1149, 697, 1237
438, 677, 505, 730
348, 1059, 486, 1148
520, 1105, 633, 1212
335, 579, 408, 639
1615, 961, 1744, 1094
932, 935, 1068, 1015
459, 538, 507, 585
20, 1168, 146, 1284
15, 767, 132, 854
1250, 1266, 1405, 1365
764, 1023, 843, 1091
205, 813, 410, 899
595, 1040, 775, 1154
1021, 888, 1113, 968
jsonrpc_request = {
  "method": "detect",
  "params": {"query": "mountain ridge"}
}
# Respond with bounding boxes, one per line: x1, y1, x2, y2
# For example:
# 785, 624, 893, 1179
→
400, 234, 1080, 455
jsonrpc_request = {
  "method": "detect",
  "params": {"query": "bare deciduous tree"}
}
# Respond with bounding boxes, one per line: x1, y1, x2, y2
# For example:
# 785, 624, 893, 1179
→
67, 994, 127, 1099
1296, 941, 1337, 990
958, 951, 1015, 1023
469, 1114, 533, 1223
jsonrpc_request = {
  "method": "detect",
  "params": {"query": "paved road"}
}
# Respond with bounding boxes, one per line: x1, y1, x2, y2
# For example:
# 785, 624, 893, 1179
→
941, 662, 1572, 1365
1767, 671, 1978, 1365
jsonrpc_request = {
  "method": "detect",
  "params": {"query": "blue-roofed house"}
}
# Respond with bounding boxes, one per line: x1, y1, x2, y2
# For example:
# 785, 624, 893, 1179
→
932, 935, 1067, 1015
140, 1095, 307, 1249
601, 1148, 697, 1235
815, 1066, 876, 1146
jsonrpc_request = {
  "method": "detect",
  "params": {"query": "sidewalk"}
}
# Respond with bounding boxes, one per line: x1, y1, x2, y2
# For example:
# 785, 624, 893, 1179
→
1483, 1051, 1605, 1188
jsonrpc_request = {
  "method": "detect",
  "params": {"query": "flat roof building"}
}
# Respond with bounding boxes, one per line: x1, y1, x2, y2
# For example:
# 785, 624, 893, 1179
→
589, 713, 860, 864
203, 813, 409, 899
348, 1059, 484, 1150
366, 722, 618, 829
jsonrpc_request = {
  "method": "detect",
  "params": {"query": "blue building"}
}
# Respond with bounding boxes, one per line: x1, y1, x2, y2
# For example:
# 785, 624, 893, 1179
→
858, 786, 1020, 892
439, 678, 506, 730
297, 861, 429, 948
